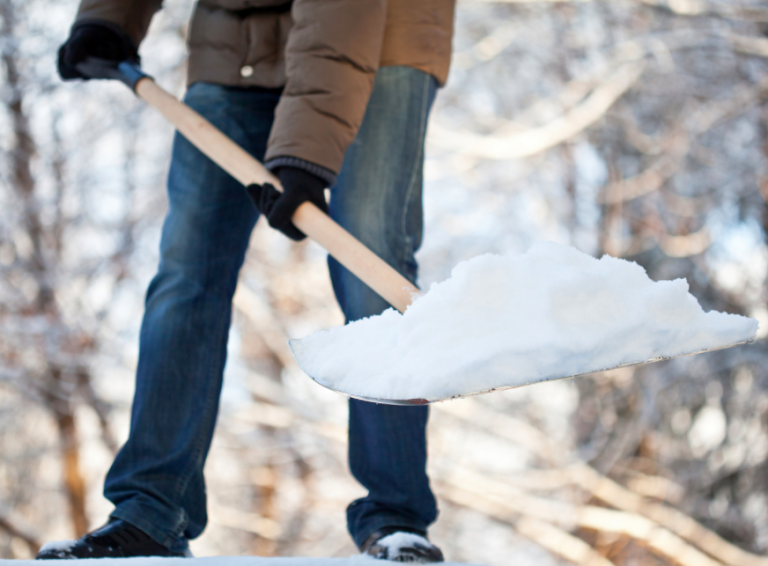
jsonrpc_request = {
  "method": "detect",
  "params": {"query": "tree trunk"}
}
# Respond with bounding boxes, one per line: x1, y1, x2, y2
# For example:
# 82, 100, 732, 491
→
1, 0, 89, 539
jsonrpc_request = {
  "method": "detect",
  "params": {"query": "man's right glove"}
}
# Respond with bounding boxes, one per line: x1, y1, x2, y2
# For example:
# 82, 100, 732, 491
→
58, 23, 139, 81
246, 167, 330, 241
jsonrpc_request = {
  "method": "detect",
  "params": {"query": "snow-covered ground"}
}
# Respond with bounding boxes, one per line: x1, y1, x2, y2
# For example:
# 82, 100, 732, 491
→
10, 559, 482, 566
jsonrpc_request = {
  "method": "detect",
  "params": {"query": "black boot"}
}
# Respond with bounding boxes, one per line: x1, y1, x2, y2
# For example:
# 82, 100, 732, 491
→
36, 519, 185, 559
361, 527, 444, 563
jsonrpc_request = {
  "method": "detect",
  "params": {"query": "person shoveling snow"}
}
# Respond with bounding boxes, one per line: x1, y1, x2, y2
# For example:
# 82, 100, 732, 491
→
290, 242, 758, 403
44, 0, 755, 561
25, 557, 479, 566
46, 0, 453, 562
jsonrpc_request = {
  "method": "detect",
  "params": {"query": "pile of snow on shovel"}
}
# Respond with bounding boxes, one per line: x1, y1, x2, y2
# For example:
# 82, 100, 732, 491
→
294, 242, 758, 401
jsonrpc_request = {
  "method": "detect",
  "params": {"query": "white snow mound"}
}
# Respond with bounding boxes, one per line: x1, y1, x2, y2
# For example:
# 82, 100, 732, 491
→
374, 532, 432, 553
293, 242, 758, 401
37, 540, 77, 555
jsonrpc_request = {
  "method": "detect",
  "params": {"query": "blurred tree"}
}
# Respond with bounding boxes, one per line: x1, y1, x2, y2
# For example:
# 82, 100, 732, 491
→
0, 0, 177, 550
2, 0, 768, 564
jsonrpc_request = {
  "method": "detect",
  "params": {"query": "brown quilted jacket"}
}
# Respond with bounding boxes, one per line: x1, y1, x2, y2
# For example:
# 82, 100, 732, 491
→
72, 0, 456, 180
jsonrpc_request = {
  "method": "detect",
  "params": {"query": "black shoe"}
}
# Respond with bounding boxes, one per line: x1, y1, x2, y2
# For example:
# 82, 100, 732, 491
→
36, 519, 185, 559
361, 527, 444, 563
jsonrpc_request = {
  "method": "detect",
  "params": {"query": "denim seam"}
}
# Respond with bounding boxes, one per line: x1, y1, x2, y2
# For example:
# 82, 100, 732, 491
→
176, 310, 224, 488
398, 72, 431, 285
169, 286, 229, 539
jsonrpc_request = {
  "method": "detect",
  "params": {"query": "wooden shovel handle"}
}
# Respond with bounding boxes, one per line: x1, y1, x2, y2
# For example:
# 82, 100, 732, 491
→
134, 78, 421, 313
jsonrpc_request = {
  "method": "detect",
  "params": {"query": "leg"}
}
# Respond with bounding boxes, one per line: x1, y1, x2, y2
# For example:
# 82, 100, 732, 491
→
103, 83, 282, 551
327, 66, 439, 549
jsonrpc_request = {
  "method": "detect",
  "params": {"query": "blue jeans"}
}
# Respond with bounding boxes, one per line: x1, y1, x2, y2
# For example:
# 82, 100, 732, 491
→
103, 66, 439, 552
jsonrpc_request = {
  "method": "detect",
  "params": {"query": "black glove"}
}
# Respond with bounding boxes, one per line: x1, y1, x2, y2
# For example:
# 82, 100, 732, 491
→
58, 23, 139, 81
246, 167, 329, 241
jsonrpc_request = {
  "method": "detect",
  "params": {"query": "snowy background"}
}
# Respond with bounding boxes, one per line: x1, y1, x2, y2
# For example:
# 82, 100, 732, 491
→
2, 0, 768, 565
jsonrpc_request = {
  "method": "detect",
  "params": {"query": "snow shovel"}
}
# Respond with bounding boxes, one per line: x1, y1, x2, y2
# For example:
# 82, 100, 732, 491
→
75, 60, 425, 383
77, 59, 756, 406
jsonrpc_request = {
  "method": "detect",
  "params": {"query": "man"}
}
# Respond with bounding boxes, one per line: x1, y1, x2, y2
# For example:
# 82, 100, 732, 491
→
37, 0, 455, 562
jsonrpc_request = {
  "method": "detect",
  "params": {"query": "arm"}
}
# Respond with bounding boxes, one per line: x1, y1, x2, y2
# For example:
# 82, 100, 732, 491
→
264, 0, 388, 179
74, 0, 163, 48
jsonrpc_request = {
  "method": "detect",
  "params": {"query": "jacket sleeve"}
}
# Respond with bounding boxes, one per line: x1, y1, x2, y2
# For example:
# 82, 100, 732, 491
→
73, 0, 164, 49
264, 0, 388, 179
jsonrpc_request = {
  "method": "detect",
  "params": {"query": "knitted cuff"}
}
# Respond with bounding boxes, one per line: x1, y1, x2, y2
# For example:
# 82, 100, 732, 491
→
265, 156, 337, 188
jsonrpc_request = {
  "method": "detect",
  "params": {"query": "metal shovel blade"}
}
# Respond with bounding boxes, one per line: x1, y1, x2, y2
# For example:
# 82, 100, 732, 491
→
288, 338, 754, 406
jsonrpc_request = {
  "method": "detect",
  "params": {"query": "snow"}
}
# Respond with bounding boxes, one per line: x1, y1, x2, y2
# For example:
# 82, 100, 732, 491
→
292, 242, 758, 401
372, 532, 432, 554
37, 540, 77, 556
12, 558, 479, 565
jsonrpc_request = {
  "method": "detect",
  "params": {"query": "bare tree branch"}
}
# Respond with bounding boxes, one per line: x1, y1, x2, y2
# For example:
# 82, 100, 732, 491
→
429, 62, 645, 159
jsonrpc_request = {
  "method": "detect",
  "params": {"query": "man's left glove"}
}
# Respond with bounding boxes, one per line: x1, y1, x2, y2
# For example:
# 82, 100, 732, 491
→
246, 167, 329, 241
58, 23, 139, 81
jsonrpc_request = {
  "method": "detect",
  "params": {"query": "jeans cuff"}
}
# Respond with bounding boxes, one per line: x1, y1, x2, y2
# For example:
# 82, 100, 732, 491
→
111, 503, 189, 552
